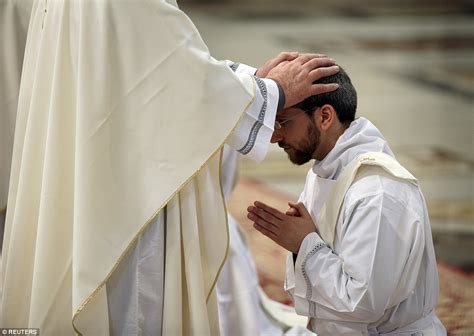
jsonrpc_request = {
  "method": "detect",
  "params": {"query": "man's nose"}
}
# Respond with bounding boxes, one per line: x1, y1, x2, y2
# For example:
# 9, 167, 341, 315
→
271, 129, 283, 143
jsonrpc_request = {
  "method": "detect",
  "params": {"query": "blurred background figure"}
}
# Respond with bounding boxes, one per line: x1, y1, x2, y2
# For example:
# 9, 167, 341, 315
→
182, 0, 473, 334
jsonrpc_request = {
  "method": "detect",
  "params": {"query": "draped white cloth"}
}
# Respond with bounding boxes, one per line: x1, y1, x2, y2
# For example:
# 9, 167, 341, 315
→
1, 0, 280, 334
0, 0, 33, 237
217, 68, 311, 336
217, 145, 283, 336
106, 81, 278, 335
0, 0, 33, 319
285, 118, 446, 335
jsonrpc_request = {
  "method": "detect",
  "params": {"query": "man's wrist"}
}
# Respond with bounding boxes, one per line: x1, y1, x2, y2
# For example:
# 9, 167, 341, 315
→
275, 81, 286, 113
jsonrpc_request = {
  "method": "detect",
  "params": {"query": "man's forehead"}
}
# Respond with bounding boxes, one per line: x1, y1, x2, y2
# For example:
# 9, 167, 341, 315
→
281, 106, 305, 117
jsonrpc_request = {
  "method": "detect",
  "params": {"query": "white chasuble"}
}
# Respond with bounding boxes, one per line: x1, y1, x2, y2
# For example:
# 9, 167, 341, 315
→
0, 1, 277, 334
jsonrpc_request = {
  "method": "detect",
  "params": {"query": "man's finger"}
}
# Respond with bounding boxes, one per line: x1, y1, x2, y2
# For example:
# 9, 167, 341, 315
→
304, 57, 336, 70
287, 202, 301, 216
275, 60, 290, 68
310, 83, 339, 96
289, 201, 311, 219
309, 65, 340, 81
301, 53, 327, 58
253, 223, 279, 242
276, 51, 299, 63
254, 201, 286, 220
247, 209, 280, 232
286, 207, 299, 216
249, 206, 282, 226
296, 54, 334, 65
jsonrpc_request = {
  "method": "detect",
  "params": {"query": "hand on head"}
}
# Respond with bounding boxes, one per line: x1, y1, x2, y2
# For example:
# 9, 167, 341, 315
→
256, 51, 300, 78
257, 52, 340, 108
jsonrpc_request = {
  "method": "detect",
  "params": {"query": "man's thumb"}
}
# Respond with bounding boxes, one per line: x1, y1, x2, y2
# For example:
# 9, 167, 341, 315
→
289, 201, 311, 218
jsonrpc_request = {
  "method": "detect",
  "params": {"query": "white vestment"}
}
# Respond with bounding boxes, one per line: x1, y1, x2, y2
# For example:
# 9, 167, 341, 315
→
106, 72, 279, 335
285, 118, 446, 335
1, 1, 280, 334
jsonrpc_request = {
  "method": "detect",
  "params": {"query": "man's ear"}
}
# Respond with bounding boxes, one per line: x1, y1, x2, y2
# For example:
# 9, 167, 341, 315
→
315, 104, 336, 131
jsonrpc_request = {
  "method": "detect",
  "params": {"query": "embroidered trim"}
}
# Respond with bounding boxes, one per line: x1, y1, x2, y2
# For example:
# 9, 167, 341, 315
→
301, 241, 326, 314
230, 62, 240, 72
238, 77, 267, 155
309, 301, 317, 317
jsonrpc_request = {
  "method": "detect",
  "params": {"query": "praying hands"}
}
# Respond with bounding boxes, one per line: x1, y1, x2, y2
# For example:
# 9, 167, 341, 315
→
247, 201, 317, 254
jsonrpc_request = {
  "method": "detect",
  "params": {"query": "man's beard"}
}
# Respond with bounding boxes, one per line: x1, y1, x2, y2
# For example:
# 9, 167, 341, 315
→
279, 123, 320, 165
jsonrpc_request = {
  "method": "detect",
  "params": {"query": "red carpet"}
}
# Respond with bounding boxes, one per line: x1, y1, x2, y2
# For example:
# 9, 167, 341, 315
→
228, 177, 474, 335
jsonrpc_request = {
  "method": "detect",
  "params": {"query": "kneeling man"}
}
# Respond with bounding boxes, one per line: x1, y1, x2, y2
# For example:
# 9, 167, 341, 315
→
247, 67, 446, 335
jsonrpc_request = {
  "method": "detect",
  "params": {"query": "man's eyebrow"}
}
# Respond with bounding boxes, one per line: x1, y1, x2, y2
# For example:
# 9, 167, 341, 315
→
276, 115, 291, 121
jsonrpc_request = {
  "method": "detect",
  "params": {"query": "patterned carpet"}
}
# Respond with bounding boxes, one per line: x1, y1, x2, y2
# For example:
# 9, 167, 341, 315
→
227, 177, 474, 335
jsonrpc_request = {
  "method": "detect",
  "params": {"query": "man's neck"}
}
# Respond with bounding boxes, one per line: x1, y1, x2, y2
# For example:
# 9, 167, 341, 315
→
314, 123, 349, 161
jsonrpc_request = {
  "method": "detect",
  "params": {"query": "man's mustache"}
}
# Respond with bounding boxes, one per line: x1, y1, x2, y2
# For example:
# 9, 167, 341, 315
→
278, 141, 287, 148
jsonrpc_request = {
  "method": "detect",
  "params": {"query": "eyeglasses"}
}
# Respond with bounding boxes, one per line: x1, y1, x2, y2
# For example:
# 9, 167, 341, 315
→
274, 111, 304, 130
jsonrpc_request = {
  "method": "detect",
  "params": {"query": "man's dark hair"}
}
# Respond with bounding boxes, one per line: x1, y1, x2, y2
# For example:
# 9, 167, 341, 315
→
294, 66, 357, 124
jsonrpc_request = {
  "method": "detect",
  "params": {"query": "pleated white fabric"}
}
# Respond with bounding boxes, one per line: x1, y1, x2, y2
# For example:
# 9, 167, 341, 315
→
1, 0, 257, 334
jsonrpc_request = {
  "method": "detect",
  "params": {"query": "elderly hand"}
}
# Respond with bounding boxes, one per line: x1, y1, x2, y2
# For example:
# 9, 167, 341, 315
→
266, 54, 339, 108
247, 200, 317, 254
256, 51, 300, 77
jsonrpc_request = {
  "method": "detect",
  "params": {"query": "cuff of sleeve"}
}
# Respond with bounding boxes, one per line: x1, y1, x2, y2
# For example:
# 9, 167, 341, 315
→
225, 60, 258, 75
238, 77, 278, 163
295, 232, 325, 270
285, 252, 296, 293
225, 76, 278, 163
236, 63, 258, 75
260, 77, 278, 130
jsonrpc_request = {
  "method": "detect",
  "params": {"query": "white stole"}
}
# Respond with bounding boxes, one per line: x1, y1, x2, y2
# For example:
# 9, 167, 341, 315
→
318, 152, 418, 249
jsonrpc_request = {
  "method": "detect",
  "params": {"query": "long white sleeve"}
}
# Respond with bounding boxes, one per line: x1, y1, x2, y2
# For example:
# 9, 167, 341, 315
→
224, 61, 279, 163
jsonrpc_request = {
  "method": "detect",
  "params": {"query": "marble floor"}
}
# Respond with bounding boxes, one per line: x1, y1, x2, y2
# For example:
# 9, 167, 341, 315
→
182, 0, 474, 272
